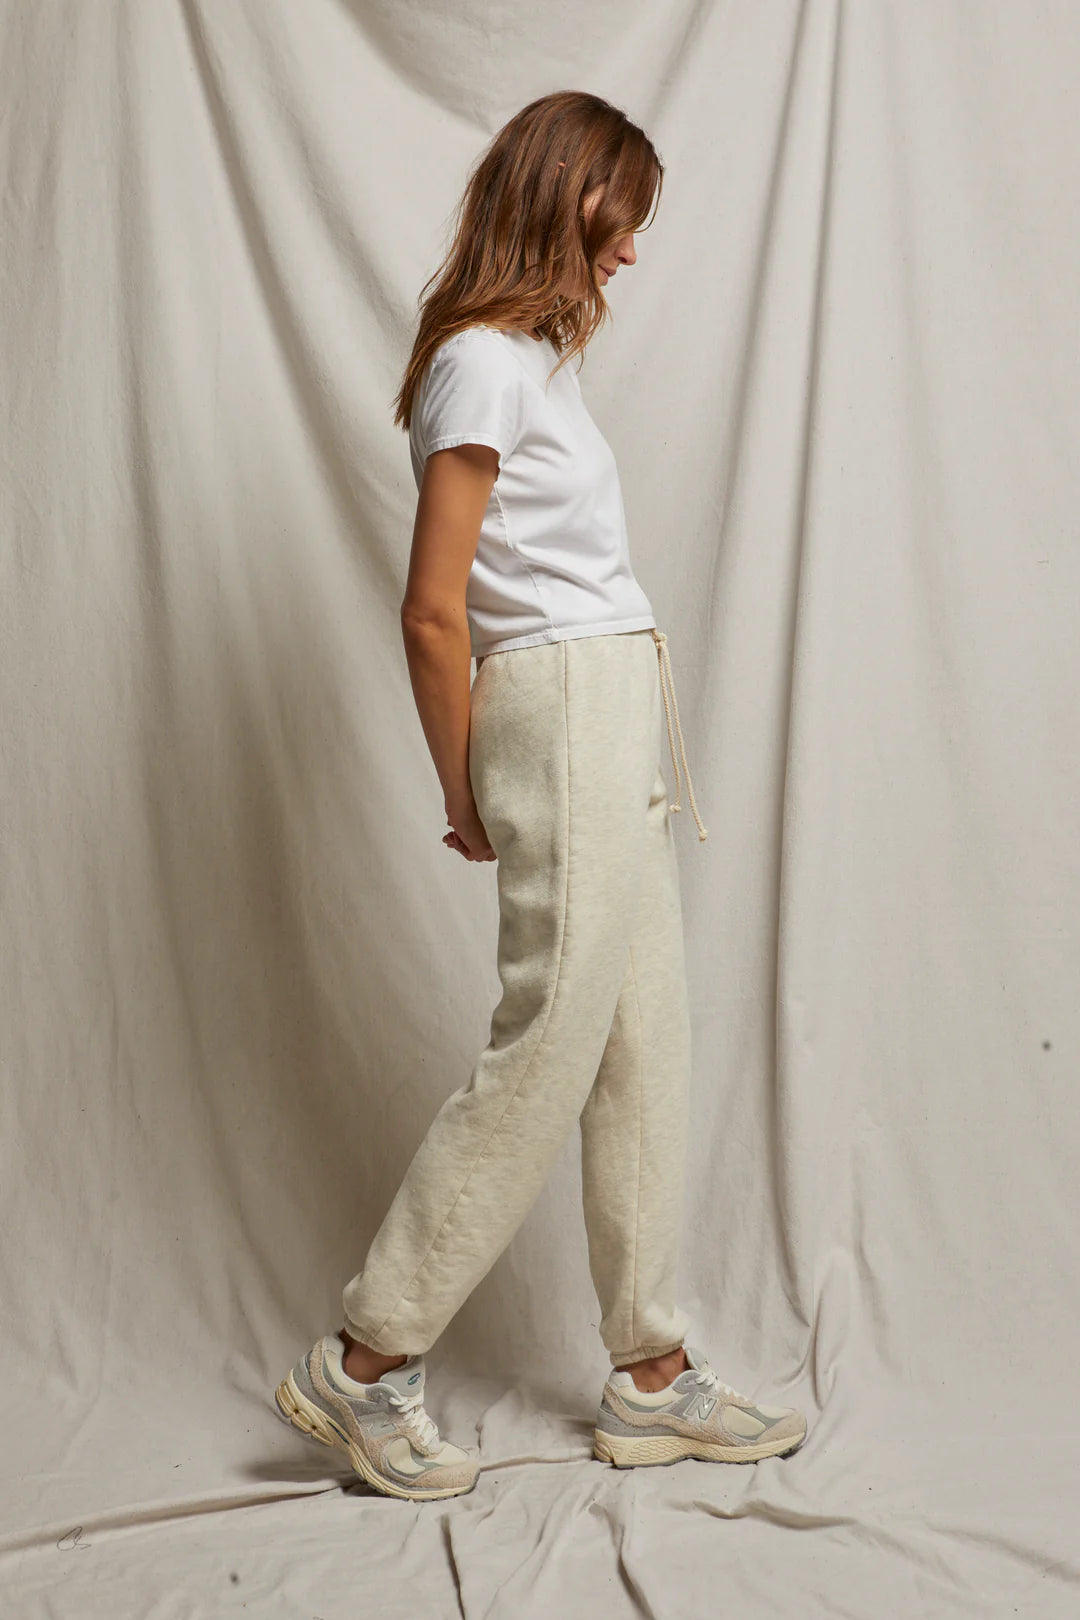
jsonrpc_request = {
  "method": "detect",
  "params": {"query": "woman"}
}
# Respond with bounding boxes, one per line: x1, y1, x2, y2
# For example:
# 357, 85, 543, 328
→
274, 90, 806, 1500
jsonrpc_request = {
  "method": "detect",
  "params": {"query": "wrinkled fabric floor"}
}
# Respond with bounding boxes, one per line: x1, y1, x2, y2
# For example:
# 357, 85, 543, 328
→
4, 0, 1079, 1614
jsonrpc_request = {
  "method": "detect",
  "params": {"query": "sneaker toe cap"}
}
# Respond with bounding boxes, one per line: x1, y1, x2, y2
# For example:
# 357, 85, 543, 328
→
433, 1439, 477, 1465
762, 1407, 807, 1445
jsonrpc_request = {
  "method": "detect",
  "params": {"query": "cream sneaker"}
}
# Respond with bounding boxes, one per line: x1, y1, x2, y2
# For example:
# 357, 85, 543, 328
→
274, 1332, 479, 1500
594, 1343, 807, 1468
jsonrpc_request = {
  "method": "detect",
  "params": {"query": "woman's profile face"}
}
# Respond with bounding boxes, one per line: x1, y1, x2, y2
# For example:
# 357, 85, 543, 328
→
582, 182, 637, 287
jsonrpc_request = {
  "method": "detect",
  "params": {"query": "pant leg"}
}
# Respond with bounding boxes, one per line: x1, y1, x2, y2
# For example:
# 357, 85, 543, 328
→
579, 757, 694, 1369
341, 630, 663, 1355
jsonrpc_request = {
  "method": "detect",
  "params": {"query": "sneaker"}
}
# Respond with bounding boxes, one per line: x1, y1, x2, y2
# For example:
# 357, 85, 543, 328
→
273, 1332, 479, 1500
593, 1343, 807, 1468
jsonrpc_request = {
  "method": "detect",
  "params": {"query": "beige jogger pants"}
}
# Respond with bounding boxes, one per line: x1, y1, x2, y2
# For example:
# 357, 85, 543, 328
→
341, 626, 707, 1369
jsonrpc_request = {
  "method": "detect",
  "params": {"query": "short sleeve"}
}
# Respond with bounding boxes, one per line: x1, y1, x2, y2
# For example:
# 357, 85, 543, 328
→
414, 331, 527, 474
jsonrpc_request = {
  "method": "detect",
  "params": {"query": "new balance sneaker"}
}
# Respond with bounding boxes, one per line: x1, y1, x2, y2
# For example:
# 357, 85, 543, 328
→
594, 1343, 807, 1468
273, 1332, 479, 1500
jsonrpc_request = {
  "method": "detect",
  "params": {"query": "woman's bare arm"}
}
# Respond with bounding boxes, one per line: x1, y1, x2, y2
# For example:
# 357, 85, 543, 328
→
400, 442, 500, 860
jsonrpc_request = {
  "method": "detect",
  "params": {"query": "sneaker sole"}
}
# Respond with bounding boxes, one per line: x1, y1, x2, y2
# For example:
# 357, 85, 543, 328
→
274, 1372, 477, 1501
593, 1423, 807, 1468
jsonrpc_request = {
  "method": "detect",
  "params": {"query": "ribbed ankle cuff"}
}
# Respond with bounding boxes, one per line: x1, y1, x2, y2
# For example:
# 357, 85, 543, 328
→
609, 1339, 685, 1370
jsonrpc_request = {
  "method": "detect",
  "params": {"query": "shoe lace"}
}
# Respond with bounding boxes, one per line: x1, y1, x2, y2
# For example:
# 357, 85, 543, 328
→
692, 1362, 752, 1406
387, 1388, 440, 1455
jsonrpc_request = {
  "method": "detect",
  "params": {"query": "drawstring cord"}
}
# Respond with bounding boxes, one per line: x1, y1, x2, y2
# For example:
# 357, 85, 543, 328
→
650, 628, 708, 843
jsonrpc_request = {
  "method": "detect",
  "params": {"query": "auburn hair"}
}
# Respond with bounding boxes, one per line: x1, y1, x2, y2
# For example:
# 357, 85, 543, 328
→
393, 90, 664, 432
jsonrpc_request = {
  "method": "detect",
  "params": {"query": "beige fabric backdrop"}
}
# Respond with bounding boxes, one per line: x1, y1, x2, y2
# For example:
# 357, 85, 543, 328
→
3, 1, 1079, 1614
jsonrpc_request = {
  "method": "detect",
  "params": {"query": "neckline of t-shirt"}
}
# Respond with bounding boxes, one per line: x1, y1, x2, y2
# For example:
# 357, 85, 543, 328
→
485, 325, 549, 348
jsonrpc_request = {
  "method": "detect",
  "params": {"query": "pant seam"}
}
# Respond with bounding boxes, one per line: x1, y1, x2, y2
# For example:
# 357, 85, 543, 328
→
626, 940, 645, 1356
364, 638, 574, 1344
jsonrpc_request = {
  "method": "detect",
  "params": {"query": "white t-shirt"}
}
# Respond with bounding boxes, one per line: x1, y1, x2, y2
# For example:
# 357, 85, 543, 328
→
408, 324, 657, 657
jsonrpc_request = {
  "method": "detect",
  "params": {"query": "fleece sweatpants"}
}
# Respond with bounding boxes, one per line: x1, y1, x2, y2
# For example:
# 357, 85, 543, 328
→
341, 625, 706, 1369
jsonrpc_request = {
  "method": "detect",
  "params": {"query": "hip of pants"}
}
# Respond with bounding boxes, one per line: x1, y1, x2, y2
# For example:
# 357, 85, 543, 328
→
342, 628, 693, 1368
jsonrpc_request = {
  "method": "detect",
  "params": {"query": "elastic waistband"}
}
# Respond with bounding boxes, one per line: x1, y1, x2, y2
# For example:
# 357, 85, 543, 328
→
650, 628, 708, 843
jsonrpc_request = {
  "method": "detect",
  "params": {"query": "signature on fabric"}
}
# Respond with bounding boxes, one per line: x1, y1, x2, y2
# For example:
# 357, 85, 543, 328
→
56, 1526, 91, 1550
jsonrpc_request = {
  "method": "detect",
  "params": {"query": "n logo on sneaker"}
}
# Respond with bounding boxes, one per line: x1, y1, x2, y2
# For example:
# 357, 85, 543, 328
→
681, 1391, 718, 1422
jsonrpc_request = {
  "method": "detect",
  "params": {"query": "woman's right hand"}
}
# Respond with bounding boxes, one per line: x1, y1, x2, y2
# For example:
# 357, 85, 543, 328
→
443, 796, 496, 861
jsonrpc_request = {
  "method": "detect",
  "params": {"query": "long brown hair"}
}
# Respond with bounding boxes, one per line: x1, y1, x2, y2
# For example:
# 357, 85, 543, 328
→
393, 90, 663, 432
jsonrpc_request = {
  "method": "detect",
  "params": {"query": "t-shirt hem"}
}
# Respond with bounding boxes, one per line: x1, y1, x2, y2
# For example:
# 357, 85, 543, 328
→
472, 613, 657, 658
425, 432, 508, 461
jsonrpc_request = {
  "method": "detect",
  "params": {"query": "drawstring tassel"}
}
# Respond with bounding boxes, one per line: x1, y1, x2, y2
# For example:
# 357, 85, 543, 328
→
650, 629, 708, 842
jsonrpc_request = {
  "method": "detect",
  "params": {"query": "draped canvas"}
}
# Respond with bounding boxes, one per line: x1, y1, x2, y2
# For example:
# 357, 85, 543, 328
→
2, 1, 1079, 1615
